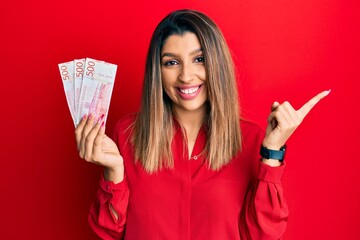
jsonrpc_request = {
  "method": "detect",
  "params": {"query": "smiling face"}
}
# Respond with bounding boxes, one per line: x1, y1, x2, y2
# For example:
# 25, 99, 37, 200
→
161, 32, 207, 117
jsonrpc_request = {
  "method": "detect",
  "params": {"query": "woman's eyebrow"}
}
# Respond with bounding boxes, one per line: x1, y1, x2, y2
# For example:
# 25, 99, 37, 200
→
190, 48, 203, 55
161, 52, 177, 58
161, 48, 203, 59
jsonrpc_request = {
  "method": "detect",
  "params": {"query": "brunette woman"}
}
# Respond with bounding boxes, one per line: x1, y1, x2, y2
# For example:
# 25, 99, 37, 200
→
75, 9, 329, 240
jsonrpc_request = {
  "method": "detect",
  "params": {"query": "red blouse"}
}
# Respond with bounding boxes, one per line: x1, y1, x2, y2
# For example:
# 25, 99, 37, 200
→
88, 115, 288, 240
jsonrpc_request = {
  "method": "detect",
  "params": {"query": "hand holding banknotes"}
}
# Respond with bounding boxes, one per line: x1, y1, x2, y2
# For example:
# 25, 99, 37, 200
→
75, 114, 124, 184
59, 57, 122, 183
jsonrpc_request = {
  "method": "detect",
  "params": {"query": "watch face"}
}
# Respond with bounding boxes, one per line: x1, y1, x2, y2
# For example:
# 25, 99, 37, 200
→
280, 145, 287, 160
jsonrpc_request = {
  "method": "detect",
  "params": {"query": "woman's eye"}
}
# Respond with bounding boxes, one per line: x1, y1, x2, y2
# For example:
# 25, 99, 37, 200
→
194, 56, 204, 63
164, 60, 178, 66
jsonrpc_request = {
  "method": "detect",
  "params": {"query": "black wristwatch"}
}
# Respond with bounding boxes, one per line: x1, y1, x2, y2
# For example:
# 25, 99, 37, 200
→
260, 145, 286, 162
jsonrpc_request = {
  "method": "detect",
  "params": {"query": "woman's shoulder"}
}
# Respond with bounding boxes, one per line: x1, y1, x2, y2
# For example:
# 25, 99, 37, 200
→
240, 119, 264, 135
113, 113, 137, 140
115, 113, 137, 129
240, 119, 265, 150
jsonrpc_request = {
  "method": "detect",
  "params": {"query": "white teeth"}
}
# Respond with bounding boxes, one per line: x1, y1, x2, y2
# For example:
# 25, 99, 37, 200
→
179, 86, 200, 94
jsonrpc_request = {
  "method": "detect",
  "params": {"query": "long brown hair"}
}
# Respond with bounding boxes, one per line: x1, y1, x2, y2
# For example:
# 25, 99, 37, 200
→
132, 9, 241, 173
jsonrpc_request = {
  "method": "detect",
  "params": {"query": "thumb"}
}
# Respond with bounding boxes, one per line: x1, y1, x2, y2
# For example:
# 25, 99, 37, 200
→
266, 101, 280, 131
271, 101, 280, 112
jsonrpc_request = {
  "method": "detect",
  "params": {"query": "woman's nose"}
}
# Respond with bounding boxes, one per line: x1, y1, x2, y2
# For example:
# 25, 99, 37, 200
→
178, 63, 194, 83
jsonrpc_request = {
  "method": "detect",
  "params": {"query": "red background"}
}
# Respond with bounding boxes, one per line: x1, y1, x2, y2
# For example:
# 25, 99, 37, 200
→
1, 0, 359, 239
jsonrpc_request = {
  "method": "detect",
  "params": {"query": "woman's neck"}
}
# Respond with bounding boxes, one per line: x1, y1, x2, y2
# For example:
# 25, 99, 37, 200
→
173, 106, 206, 158
173, 106, 206, 133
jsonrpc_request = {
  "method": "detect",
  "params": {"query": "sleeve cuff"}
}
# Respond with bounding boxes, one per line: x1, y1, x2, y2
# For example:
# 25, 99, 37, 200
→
257, 161, 285, 184
99, 174, 128, 194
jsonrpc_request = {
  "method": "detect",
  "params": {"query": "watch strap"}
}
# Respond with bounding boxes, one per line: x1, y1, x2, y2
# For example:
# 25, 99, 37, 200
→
260, 145, 286, 162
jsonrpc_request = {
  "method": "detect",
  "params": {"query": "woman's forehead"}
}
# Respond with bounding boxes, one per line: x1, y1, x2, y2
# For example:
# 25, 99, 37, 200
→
161, 32, 202, 55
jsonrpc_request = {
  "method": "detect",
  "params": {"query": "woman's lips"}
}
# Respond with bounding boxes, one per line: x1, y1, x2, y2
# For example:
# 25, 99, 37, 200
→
176, 84, 203, 100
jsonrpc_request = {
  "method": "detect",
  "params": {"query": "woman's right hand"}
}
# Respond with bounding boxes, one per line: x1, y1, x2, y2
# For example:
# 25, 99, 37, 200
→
75, 114, 124, 183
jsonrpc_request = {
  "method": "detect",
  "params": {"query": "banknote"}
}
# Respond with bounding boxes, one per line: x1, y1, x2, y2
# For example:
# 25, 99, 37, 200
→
74, 58, 85, 121
59, 57, 117, 127
58, 61, 76, 126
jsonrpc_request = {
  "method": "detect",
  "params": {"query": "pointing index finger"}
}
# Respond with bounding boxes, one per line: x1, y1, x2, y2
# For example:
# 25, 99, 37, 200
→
297, 90, 331, 119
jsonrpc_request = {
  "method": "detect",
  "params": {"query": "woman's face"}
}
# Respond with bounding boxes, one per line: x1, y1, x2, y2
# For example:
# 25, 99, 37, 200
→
161, 32, 207, 116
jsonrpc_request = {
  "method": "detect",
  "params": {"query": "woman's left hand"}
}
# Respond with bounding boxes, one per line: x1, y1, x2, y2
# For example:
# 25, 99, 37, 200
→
262, 90, 330, 152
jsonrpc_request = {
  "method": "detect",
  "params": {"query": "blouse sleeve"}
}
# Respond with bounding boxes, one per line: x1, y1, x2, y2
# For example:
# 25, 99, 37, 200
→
240, 162, 288, 239
87, 116, 134, 239
88, 175, 130, 240
239, 122, 289, 239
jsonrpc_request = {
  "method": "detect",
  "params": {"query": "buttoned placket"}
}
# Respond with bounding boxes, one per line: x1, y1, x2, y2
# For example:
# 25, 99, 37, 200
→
173, 120, 207, 240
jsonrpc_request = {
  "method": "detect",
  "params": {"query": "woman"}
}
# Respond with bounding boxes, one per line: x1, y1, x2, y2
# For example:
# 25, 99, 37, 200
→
75, 9, 329, 240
